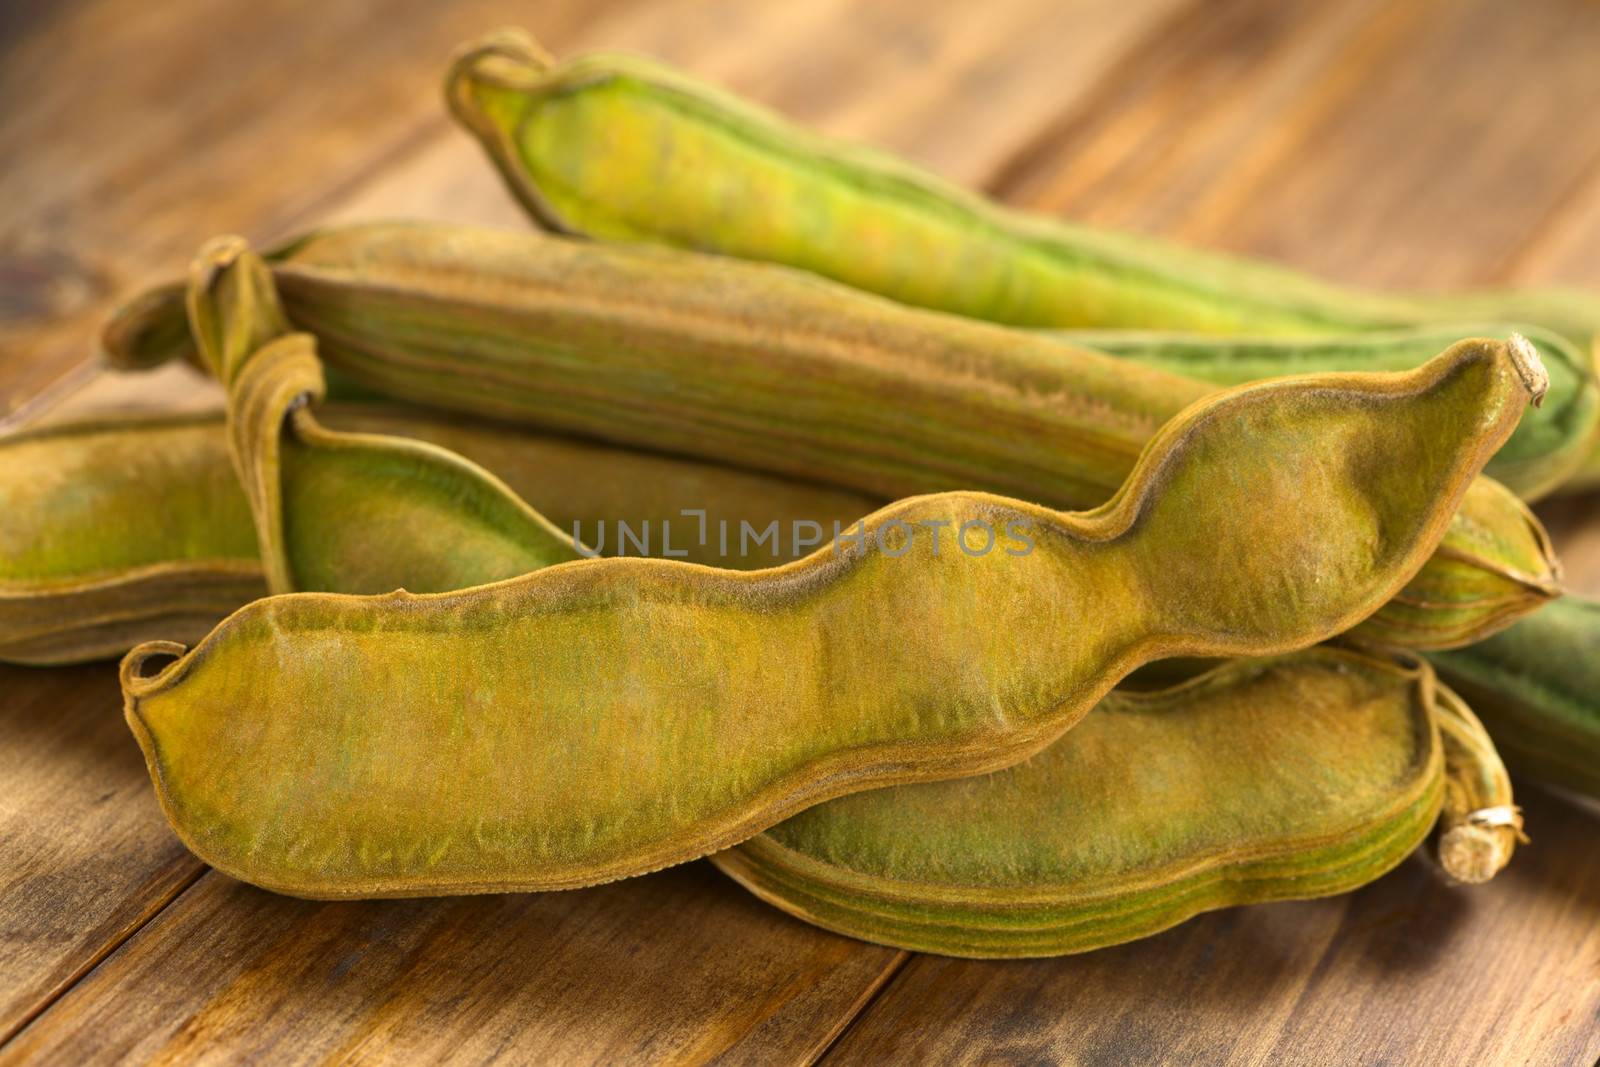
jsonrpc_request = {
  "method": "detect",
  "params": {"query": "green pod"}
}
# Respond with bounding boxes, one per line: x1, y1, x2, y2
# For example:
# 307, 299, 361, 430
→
0, 407, 875, 665
120, 338, 1538, 897
443, 29, 1600, 492
105, 223, 1208, 513
444, 30, 1411, 334
0, 414, 264, 666
444, 29, 1600, 347
715, 650, 1514, 958
1429, 596, 1600, 798
1068, 327, 1598, 500
99, 222, 1558, 649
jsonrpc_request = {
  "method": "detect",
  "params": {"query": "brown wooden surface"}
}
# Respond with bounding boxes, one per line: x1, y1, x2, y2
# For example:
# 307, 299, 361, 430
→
2, 1, 1599, 1064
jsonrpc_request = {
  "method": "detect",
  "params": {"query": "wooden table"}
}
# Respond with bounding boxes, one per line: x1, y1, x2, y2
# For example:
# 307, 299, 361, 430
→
3, 1, 1599, 1062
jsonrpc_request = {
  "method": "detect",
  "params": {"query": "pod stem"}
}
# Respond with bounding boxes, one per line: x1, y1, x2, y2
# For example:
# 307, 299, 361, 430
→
1433, 679, 1526, 883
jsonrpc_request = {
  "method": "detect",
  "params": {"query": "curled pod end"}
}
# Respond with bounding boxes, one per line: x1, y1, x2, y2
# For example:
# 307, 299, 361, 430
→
443, 29, 571, 235
444, 27, 553, 100
191, 234, 253, 282
1507, 334, 1549, 408
119, 640, 189, 698
1432, 681, 1522, 883
1438, 805, 1526, 884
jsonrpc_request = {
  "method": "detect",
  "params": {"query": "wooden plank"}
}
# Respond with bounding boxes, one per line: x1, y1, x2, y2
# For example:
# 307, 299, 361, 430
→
0, 665, 201, 1044
0, 0, 1195, 423
318, 0, 1196, 224
0, 0, 615, 417
0, 864, 904, 1065
820, 785, 1600, 1066
987, 0, 1600, 289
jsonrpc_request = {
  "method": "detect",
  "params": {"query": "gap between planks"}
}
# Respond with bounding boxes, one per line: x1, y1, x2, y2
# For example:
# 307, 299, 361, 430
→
0, 865, 207, 1049
809, 951, 912, 1065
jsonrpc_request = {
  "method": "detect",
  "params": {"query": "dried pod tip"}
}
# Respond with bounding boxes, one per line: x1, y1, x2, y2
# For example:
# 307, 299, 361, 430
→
1507, 334, 1548, 408
447, 27, 553, 94
1439, 805, 1525, 884
120, 640, 189, 696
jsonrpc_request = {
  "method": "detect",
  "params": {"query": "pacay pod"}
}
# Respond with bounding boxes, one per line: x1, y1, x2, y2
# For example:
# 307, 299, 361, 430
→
120, 336, 1541, 897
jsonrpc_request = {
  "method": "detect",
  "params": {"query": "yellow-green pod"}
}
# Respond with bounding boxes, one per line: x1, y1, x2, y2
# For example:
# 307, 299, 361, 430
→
445, 31, 1407, 334
184, 235, 584, 599
445, 31, 1599, 344
119, 338, 1540, 897
715, 650, 1515, 958
0, 406, 877, 665
0, 415, 264, 666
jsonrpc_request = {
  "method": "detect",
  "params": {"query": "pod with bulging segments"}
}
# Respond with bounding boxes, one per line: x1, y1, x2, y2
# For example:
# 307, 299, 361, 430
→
714, 649, 1518, 958
442, 29, 1600, 493
1430, 596, 1600, 798
120, 337, 1539, 897
99, 222, 1558, 649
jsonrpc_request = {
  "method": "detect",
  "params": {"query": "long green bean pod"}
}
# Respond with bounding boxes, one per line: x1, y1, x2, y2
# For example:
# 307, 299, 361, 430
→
443, 28, 1600, 491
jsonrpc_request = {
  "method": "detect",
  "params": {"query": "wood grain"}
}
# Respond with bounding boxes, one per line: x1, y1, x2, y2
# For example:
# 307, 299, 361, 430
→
987, 0, 1600, 290
0, 0, 613, 419
821, 786, 1600, 1066
3, 0, 1600, 1061
0, 864, 903, 1066
0, 665, 201, 1044
0, 0, 1193, 425
320, 0, 1196, 230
